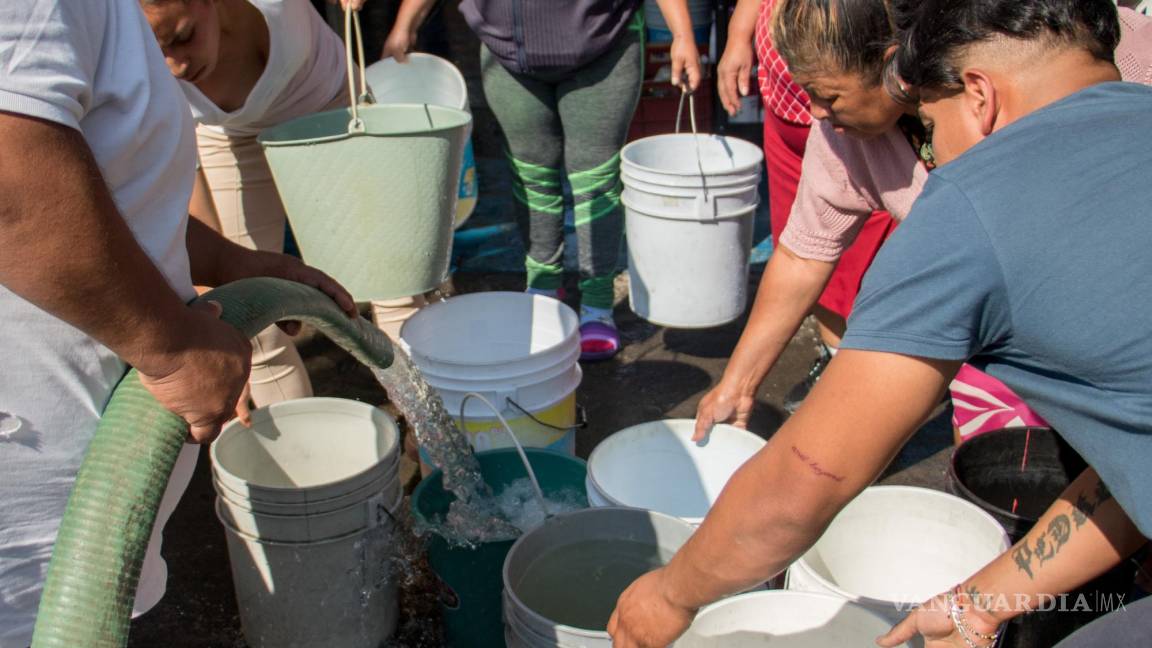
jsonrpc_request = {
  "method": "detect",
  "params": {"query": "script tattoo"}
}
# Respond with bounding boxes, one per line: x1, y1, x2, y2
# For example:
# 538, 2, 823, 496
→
790, 446, 846, 482
1015, 478, 1113, 580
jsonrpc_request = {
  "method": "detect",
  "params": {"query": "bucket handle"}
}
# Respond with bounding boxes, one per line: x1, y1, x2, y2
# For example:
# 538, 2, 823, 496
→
459, 392, 551, 520
504, 398, 588, 433
674, 88, 715, 221
343, 5, 375, 134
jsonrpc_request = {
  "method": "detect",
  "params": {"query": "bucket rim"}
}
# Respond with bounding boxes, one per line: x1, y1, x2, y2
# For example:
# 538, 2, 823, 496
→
621, 194, 759, 222
501, 506, 694, 637
257, 103, 472, 147
586, 419, 766, 523
210, 452, 400, 506
211, 397, 401, 494
947, 425, 1062, 526
215, 494, 403, 547
212, 467, 400, 513
620, 133, 764, 177
399, 292, 580, 366
365, 53, 469, 111
216, 488, 404, 543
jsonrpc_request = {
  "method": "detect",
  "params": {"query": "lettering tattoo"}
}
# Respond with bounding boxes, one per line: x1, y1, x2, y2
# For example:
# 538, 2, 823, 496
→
790, 446, 845, 482
1014, 478, 1114, 580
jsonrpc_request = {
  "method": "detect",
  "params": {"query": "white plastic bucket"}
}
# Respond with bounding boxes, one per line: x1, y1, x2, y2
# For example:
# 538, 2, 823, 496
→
620, 133, 763, 328
675, 591, 913, 647
216, 499, 400, 648
400, 293, 582, 459
217, 480, 403, 543
586, 419, 765, 525
365, 53, 478, 229
503, 508, 697, 648
210, 398, 401, 505
786, 486, 1011, 623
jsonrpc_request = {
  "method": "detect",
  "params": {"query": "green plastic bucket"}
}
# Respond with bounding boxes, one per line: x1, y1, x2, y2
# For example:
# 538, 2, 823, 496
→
258, 102, 471, 302
411, 449, 588, 648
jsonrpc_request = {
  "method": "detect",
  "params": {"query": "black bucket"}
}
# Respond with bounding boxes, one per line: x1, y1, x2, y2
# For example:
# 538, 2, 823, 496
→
949, 427, 1135, 648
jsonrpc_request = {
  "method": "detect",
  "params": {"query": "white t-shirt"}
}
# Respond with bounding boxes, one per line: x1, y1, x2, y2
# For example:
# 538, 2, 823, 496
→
0, 1, 198, 645
184, 0, 348, 136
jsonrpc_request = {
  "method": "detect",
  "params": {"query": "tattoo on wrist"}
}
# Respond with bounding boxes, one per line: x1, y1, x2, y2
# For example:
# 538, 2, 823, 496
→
790, 445, 845, 482
1012, 480, 1113, 580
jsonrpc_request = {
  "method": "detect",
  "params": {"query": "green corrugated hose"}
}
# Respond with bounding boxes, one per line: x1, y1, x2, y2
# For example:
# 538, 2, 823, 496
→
30, 277, 394, 648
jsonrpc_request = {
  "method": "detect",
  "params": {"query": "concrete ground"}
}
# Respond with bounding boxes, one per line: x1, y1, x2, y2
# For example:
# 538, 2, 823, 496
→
125, 3, 955, 645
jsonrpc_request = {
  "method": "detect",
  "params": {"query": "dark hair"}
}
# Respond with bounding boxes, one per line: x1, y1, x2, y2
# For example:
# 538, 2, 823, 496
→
894, 0, 1121, 91
771, 0, 898, 85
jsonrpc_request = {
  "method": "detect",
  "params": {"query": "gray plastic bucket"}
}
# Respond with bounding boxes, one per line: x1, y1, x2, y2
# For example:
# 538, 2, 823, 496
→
502, 507, 697, 647
216, 498, 400, 648
620, 133, 762, 328
258, 102, 471, 301
675, 591, 913, 647
785, 486, 1010, 624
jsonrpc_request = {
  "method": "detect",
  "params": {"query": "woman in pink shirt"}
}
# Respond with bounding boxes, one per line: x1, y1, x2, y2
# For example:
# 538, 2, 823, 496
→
696, 0, 1152, 442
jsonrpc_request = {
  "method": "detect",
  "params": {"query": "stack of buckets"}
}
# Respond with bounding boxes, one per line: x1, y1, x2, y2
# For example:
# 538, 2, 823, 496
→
211, 398, 404, 648
400, 292, 583, 463
621, 133, 764, 328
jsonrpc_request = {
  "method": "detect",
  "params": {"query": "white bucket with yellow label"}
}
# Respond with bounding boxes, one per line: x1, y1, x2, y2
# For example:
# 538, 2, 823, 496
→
400, 292, 583, 469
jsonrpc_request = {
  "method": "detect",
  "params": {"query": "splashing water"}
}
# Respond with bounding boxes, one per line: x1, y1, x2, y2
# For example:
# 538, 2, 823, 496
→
372, 348, 522, 545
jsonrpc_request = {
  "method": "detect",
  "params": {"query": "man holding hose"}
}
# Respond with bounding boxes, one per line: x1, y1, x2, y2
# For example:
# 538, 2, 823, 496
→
608, 1, 1152, 646
0, 1, 355, 644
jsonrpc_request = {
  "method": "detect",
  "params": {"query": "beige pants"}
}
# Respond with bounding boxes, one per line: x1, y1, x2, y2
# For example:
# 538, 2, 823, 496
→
197, 125, 314, 406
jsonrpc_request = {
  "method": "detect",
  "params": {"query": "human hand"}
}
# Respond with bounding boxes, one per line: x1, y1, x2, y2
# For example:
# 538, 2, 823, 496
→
382, 26, 417, 62
877, 592, 997, 647
607, 568, 697, 648
219, 248, 359, 328
693, 381, 755, 442
137, 301, 253, 444
670, 36, 702, 92
717, 40, 754, 116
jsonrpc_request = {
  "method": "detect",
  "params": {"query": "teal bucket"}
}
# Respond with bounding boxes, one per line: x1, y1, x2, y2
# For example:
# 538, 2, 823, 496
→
411, 449, 588, 648
258, 102, 471, 302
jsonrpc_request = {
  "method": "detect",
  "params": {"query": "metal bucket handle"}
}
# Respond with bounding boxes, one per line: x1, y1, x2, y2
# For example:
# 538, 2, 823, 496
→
343, 5, 374, 133
674, 88, 716, 221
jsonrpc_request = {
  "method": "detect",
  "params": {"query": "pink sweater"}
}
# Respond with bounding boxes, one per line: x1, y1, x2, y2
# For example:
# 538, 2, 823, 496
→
780, 7, 1152, 262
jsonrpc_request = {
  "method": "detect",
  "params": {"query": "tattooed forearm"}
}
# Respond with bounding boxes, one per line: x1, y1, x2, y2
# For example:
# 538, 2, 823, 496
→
1013, 478, 1114, 580
790, 445, 845, 482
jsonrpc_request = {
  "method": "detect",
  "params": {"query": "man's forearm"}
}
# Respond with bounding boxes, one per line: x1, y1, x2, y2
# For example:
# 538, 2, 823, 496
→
720, 245, 837, 395
0, 113, 191, 372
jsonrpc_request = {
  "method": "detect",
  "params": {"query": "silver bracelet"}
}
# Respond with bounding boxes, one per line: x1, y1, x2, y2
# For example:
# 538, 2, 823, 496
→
947, 588, 1000, 648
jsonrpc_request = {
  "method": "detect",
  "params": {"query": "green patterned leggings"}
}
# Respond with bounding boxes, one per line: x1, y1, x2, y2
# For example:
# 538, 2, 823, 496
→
480, 17, 643, 309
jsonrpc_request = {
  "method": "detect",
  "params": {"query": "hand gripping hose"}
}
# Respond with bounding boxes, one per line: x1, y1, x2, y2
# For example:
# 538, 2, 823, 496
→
31, 277, 394, 648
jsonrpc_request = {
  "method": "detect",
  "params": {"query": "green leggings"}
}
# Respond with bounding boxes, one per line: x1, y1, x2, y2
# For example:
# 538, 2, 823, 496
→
480, 16, 643, 309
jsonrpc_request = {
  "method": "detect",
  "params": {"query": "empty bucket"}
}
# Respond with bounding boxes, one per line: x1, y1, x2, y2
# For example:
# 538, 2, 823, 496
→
949, 427, 1135, 647
676, 591, 913, 647
786, 486, 1010, 623
621, 133, 763, 328
365, 53, 478, 229
503, 507, 697, 648
400, 293, 582, 463
586, 418, 766, 525
211, 397, 404, 647
412, 448, 589, 648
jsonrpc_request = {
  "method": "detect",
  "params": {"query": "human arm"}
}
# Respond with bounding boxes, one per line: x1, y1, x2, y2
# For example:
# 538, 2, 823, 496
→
381, 0, 440, 62
693, 243, 835, 440
716, 0, 761, 115
652, 0, 703, 91
189, 166, 223, 232
878, 467, 1147, 647
0, 111, 250, 442
610, 349, 960, 647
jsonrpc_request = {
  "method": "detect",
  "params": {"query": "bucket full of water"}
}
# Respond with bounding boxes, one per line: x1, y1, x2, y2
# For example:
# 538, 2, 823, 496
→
258, 12, 469, 302
949, 427, 1136, 647
210, 397, 403, 647
675, 590, 913, 647
400, 292, 582, 465
365, 53, 478, 229
412, 448, 588, 648
786, 485, 1010, 624
620, 126, 763, 329
503, 506, 697, 648
586, 418, 765, 525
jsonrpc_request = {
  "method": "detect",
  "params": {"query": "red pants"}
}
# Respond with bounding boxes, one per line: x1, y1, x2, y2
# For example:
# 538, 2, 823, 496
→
762, 112, 897, 319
